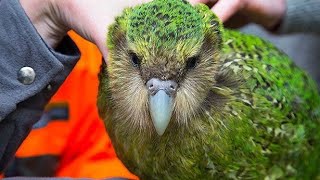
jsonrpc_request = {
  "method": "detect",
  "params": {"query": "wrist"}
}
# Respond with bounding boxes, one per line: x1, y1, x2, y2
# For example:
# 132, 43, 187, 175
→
20, 0, 69, 48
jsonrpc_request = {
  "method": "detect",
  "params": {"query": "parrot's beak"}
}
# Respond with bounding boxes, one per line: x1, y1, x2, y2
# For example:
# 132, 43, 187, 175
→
147, 78, 177, 136
149, 90, 174, 136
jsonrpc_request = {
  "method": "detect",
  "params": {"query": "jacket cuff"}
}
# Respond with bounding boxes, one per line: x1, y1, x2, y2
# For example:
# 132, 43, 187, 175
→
277, 0, 320, 34
0, 0, 80, 120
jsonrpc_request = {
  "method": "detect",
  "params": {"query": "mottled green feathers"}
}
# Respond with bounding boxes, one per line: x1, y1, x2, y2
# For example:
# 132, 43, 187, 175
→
128, 0, 203, 45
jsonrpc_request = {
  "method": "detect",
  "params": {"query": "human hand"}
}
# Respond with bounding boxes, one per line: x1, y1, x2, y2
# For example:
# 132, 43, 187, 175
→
189, 0, 286, 29
20, 0, 151, 60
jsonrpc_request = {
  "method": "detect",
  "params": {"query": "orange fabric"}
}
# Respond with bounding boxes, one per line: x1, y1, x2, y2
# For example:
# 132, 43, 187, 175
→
14, 31, 137, 179
16, 121, 69, 157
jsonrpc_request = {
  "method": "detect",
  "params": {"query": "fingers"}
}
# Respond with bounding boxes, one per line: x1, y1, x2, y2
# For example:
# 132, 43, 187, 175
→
189, 0, 208, 5
188, 0, 245, 22
211, 0, 244, 22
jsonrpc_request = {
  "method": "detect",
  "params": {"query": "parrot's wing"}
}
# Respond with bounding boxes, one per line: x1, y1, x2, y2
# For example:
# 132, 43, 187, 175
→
206, 29, 320, 178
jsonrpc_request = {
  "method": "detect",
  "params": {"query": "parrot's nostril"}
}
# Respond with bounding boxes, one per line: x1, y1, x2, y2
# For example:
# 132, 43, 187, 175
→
147, 80, 154, 90
169, 81, 178, 92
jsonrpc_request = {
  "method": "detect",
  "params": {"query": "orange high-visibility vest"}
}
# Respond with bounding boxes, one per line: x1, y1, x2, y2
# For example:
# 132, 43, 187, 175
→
2, 32, 137, 179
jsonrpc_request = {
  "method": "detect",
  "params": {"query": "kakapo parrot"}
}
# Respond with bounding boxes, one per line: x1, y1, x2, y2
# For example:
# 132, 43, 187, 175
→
97, 0, 320, 179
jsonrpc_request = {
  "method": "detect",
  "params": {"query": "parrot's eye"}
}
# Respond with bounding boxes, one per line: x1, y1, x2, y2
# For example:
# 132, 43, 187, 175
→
186, 56, 199, 70
130, 52, 141, 67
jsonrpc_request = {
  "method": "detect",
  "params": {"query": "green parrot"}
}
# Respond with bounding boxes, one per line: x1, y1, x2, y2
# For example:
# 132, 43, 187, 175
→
97, 0, 320, 179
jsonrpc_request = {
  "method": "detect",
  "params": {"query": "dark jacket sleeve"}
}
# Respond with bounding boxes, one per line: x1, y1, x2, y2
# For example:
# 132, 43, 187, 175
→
0, 0, 80, 171
278, 0, 320, 34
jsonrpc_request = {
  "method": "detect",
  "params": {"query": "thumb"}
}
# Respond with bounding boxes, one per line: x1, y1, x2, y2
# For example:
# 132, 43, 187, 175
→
211, 0, 243, 22
189, 0, 209, 5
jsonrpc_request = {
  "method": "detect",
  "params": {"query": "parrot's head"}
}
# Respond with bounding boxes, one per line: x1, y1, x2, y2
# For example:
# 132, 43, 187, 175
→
99, 0, 224, 137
